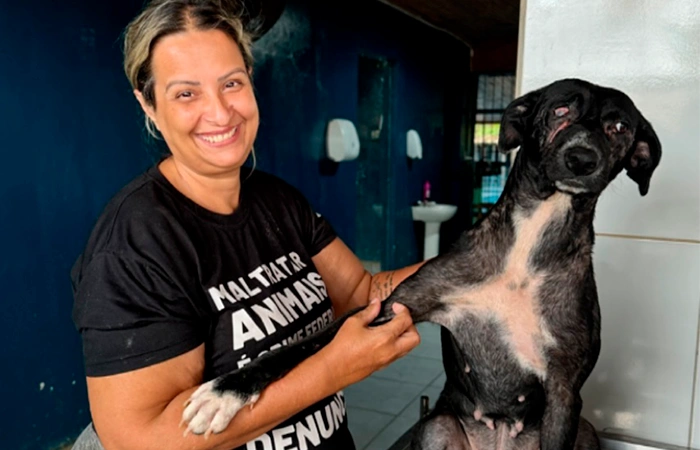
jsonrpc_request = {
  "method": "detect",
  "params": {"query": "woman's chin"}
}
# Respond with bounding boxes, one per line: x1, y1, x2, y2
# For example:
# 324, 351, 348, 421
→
203, 153, 252, 175
196, 145, 251, 172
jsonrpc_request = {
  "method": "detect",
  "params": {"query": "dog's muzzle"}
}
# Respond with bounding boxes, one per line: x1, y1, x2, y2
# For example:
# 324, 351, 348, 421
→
564, 147, 600, 177
548, 131, 608, 194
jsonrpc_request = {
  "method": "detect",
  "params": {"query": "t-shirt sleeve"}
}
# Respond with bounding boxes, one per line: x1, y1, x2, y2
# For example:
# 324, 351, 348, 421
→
72, 252, 207, 377
306, 209, 337, 256
287, 187, 337, 256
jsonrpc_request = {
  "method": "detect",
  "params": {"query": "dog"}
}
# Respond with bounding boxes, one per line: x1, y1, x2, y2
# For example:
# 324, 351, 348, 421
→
181, 78, 662, 450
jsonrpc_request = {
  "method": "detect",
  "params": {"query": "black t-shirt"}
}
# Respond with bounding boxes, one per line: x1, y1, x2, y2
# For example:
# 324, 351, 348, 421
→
71, 165, 355, 450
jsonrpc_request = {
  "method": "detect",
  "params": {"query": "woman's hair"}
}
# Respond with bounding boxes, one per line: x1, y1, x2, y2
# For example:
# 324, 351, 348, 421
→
123, 0, 255, 136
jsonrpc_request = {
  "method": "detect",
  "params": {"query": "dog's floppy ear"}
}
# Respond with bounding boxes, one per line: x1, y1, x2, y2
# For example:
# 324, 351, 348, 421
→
626, 115, 662, 196
498, 90, 541, 153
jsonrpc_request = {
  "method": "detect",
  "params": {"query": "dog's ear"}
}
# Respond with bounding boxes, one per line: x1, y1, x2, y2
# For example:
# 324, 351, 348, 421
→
625, 115, 662, 196
498, 90, 541, 153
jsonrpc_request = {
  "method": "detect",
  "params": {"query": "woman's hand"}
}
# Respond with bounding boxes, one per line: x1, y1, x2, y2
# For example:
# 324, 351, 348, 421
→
312, 238, 426, 316
322, 299, 420, 389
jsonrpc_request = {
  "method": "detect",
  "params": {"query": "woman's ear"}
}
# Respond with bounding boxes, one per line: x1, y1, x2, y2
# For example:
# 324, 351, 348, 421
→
133, 90, 158, 130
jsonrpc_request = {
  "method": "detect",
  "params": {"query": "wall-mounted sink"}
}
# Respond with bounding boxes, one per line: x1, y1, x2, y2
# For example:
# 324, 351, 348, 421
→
412, 203, 458, 223
411, 203, 457, 260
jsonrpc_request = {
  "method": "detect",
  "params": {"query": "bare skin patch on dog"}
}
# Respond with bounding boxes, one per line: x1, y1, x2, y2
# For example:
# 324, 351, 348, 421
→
441, 193, 571, 379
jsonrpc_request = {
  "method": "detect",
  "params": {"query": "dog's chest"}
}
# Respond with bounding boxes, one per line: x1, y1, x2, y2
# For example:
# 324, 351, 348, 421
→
444, 193, 571, 379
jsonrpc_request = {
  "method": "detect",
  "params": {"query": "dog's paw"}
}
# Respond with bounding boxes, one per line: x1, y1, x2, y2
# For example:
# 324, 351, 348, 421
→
181, 380, 260, 437
368, 301, 396, 327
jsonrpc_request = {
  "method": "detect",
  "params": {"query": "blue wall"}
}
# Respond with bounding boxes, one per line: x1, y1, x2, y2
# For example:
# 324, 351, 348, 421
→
0, 0, 469, 448
1, 1, 153, 448
252, 0, 471, 268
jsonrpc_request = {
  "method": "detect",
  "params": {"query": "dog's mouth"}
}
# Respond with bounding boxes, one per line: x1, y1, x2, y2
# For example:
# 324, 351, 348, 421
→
554, 180, 589, 195
550, 173, 610, 196
546, 157, 609, 195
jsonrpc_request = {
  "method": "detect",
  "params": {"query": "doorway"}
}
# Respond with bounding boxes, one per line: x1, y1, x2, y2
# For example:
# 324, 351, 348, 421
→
354, 55, 393, 273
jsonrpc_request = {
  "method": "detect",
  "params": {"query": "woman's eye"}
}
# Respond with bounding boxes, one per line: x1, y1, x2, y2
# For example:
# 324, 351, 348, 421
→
554, 106, 570, 117
224, 80, 240, 89
615, 122, 628, 133
176, 91, 193, 99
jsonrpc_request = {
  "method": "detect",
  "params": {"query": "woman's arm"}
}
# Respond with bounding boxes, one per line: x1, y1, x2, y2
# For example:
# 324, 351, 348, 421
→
313, 237, 426, 316
88, 298, 418, 450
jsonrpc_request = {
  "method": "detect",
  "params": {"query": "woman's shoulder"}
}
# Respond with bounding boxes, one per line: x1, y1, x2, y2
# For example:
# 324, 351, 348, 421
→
104, 166, 165, 211
242, 166, 293, 189
80, 166, 189, 257
242, 166, 309, 205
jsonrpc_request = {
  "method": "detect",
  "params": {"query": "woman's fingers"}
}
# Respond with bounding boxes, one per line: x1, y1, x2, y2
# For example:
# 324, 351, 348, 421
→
383, 302, 414, 337
356, 298, 382, 325
329, 299, 421, 385
387, 304, 420, 354
372, 302, 420, 356
394, 324, 421, 355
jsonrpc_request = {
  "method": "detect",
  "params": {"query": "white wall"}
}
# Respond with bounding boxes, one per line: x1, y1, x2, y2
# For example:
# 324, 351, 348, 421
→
517, 0, 700, 447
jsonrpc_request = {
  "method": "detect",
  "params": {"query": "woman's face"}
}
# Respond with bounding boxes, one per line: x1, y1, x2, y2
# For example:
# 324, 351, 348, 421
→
136, 28, 259, 175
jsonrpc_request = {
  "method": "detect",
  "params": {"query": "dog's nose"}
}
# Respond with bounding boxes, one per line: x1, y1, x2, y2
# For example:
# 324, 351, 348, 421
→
565, 147, 600, 176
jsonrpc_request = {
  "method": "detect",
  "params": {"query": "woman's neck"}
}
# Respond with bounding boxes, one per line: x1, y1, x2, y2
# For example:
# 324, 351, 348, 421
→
159, 157, 242, 215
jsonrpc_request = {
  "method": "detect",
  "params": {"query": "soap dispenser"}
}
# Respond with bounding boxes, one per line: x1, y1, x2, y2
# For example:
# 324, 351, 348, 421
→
422, 181, 431, 204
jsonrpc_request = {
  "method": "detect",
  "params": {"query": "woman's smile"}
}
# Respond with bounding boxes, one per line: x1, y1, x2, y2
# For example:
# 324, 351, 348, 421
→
196, 125, 240, 147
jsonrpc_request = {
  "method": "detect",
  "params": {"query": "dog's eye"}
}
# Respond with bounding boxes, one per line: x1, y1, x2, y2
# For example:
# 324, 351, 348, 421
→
554, 106, 569, 118
614, 122, 628, 133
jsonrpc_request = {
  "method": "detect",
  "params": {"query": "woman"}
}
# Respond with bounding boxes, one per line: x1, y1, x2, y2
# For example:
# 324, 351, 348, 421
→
71, 0, 422, 449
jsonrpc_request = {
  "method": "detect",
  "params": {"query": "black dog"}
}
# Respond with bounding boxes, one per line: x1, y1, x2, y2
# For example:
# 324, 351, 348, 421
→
181, 78, 662, 450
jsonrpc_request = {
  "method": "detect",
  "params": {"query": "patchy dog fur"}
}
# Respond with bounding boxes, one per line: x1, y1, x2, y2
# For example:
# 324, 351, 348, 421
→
181, 78, 662, 450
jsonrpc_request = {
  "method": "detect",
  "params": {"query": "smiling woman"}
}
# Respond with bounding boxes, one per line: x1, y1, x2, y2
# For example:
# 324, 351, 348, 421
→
134, 28, 260, 213
70, 1, 424, 450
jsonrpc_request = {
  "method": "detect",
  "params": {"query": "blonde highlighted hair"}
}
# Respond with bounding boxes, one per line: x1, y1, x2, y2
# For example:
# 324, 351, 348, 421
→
123, 0, 255, 137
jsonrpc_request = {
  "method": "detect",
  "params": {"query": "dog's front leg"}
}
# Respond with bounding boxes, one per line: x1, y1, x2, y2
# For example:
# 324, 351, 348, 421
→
181, 308, 359, 436
540, 377, 582, 450
370, 257, 464, 326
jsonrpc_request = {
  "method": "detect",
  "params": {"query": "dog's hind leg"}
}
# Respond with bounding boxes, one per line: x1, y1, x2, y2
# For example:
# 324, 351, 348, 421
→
409, 394, 472, 450
574, 417, 600, 450
411, 411, 471, 450
181, 306, 363, 436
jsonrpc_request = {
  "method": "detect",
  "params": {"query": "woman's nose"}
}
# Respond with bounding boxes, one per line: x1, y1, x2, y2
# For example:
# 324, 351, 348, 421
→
204, 92, 233, 125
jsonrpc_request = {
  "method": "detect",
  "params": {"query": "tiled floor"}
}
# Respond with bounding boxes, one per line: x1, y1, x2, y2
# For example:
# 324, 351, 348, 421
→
345, 322, 447, 449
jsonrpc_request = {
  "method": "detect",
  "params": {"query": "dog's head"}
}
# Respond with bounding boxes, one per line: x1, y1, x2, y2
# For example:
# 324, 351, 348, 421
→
498, 78, 661, 196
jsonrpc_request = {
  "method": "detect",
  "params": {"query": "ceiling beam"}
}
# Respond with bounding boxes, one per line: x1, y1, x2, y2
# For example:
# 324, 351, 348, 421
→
376, 0, 474, 46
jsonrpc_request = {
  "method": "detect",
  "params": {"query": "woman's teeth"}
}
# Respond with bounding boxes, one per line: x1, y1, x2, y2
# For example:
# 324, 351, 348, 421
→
200, 127, 237, 143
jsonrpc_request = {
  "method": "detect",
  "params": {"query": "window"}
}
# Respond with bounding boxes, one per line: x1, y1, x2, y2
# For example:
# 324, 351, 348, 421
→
471, 74, 516, 218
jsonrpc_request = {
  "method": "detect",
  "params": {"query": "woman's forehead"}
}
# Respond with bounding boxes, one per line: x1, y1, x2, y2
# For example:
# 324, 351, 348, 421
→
150, 29, 245, 81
